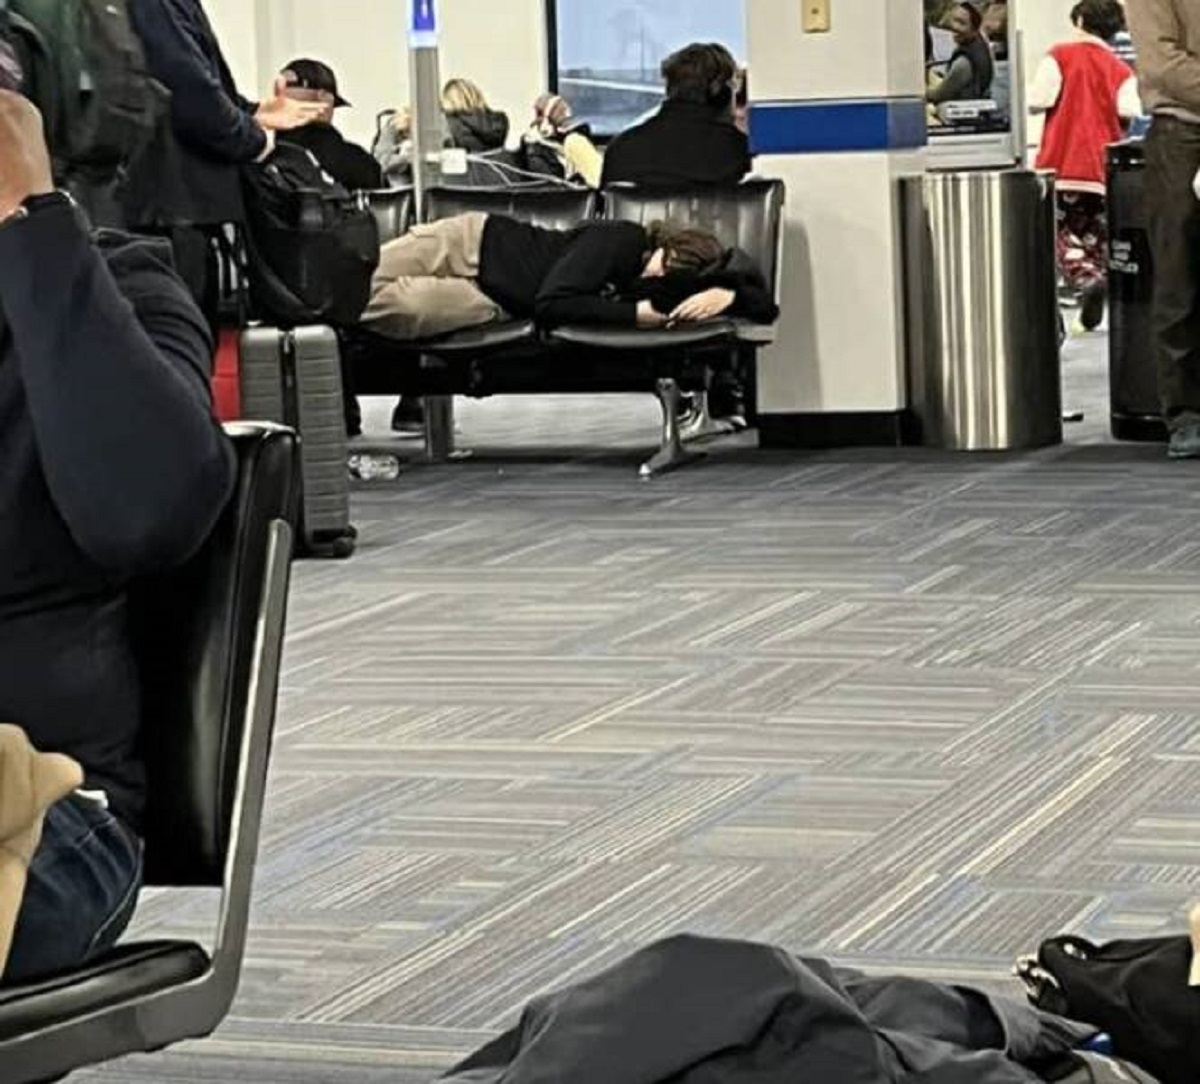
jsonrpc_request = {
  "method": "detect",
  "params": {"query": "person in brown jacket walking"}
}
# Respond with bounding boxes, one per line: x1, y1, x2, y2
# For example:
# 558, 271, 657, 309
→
1127, 0, 1200, 458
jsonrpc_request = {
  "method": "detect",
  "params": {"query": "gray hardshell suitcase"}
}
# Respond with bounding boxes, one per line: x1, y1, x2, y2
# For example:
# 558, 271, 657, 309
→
240, 325, 356, 559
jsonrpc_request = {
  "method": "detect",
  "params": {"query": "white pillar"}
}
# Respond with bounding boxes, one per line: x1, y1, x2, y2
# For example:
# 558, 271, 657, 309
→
747, 0, 926, 445
1015, 0, 1076, 155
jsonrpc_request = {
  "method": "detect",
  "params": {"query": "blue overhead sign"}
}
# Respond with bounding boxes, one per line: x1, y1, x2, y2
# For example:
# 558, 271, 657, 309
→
411, 0, 437, 43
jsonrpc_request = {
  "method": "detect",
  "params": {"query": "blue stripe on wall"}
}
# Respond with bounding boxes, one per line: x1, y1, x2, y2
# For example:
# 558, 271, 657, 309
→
750, 98, 927, 155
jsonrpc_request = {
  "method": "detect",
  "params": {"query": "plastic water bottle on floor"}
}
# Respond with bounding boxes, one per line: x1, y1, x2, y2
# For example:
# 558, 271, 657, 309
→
348, 454, 402, 482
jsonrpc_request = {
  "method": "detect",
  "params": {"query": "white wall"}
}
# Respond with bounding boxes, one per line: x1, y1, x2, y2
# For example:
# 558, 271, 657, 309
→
1014, 0, 1078, 151
205, 0, 547, 148
205, 0, 262, 95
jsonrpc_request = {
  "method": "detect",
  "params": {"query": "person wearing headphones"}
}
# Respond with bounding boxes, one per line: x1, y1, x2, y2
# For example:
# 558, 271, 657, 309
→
601, 42, 751, 189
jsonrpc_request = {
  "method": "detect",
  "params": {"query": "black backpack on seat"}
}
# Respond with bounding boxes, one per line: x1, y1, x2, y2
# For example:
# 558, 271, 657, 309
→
241, 142, 380, 328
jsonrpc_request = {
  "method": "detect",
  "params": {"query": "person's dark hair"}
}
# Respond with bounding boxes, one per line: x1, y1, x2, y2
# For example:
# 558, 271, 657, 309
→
958, 2, 984, 31
661, 42, 738, 108
1073, 0, 1126, 40
646, 222, 727, 275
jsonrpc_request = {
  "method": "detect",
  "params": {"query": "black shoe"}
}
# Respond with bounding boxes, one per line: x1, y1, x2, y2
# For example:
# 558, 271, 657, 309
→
1079, 283, 1106, 332
391, 397, 425, 436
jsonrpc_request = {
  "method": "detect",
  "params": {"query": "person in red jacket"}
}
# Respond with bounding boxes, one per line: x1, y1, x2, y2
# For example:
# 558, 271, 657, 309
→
1031, 0, 1141, 330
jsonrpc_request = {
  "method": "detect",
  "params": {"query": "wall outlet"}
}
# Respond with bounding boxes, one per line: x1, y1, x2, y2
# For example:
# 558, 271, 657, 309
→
802, 0, 831, 33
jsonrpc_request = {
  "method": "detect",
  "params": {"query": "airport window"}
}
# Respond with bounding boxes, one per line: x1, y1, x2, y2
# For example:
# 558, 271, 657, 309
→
548, 0, 746, 137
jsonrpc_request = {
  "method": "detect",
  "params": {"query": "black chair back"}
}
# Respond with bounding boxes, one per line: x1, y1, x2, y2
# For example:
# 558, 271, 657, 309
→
363, 188, 416, 245
604, 180, 786, 297
133, 424, 299, 887
425, 185, 599, 230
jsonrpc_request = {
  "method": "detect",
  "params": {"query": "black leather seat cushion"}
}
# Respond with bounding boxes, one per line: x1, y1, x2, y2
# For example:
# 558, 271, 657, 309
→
0, 941, 210, 1041
422, 320, 538, 354
550, 322, 737, 351
350, 320, 537, 358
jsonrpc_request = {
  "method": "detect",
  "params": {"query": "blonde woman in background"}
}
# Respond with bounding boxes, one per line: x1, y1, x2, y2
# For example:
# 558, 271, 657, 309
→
441, 78, 510, 152
373, 78, 511, 186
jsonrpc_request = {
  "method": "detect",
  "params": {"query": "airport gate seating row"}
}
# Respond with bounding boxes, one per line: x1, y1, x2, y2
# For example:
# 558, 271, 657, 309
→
343, 178, 785, 477
0, 424, 299, 1084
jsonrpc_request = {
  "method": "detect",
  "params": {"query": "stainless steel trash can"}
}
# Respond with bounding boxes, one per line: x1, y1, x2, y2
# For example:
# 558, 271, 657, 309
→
903, 169, 1062, 450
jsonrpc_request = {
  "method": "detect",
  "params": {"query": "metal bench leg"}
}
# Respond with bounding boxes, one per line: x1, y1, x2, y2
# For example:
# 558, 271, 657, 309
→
423, 395, 456, 462
680, 391, 737, 444
640, 378, 704, 480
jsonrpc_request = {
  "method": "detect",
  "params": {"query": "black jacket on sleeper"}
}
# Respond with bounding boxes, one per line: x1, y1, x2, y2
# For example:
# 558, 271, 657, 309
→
0, 202, 236, 830
478, 217, 778, 329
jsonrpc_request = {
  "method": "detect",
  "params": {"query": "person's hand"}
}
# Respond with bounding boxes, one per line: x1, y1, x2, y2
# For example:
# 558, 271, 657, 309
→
636, 300, 669, 328
255, 76, 327, 132
0, 91, 53, 221
669, 288, 735, 324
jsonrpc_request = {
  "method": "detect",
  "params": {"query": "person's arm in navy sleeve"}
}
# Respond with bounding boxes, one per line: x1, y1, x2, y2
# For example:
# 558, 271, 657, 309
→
131, 0, 267, 163
0, 202, 236, 577
534, 222, 646, 327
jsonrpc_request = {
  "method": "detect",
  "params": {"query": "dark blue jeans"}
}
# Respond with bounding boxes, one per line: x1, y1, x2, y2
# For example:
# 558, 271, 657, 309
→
5, 795, 143, 984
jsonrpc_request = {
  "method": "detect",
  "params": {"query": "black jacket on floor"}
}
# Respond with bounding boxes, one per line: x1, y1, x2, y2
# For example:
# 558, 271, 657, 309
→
280, 123, 384, 193
601, 100, 752, 189
478, 217, 778, 328
444, 936, 1096, 1084
124, 0, 266, 226
0, 202, 235, 829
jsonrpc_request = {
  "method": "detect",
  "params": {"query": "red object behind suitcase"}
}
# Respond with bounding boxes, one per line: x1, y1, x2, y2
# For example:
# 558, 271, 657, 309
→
212, 327, 242, 421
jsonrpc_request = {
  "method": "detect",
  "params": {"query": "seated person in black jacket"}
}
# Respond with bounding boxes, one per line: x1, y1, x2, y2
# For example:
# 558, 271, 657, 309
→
277, 58, 384, 192
601, 42, 751, 189
362, 213, 777, 342
0, 90, 236, 983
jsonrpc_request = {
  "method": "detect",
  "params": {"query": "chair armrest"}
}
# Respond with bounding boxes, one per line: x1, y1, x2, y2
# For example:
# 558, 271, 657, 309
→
734, 320, 777, 346
0, 941, 210, 1043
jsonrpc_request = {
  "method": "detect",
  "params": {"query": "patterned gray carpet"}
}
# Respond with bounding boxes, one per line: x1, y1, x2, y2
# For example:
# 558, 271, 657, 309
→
79, 330, 1200, 1083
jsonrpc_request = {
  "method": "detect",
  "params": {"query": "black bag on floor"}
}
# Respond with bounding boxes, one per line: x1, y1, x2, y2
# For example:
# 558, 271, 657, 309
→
239, 326, 356, 559
1022, 935, 1198, 1084
241, 143, 380, 328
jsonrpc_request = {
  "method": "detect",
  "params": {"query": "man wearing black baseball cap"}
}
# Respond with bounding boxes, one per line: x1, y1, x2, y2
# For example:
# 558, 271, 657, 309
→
278, 58, 384, 192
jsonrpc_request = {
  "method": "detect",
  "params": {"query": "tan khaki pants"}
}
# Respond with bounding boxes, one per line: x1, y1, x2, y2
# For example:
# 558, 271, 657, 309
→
363, 212, 503, 341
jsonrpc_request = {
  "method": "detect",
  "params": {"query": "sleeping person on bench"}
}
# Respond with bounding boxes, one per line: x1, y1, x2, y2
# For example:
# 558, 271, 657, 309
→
361, 213, 779, 342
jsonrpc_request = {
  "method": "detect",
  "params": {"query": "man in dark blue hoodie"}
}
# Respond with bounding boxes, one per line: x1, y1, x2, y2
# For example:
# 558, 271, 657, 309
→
0, 88, 236, 983
122, 0, 323, 322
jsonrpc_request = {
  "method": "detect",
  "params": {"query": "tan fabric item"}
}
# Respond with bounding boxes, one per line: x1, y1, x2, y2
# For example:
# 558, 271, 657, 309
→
363, 212, 503, 341
0, 725, 84, 979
